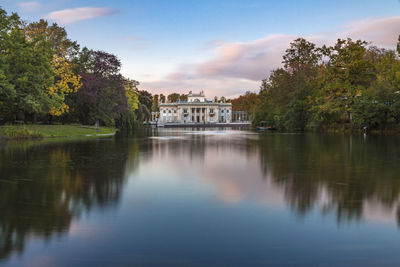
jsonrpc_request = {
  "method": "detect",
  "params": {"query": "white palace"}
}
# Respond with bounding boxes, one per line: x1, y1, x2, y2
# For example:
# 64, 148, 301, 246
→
157, 91, 232, 124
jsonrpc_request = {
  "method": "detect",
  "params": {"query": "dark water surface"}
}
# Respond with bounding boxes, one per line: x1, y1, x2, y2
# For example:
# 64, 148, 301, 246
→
1, 129, 400, 266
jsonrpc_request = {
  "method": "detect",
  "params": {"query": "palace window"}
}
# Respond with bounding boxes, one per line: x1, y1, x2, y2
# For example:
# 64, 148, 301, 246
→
192, 108, 195, 113
210, 108, 214, 113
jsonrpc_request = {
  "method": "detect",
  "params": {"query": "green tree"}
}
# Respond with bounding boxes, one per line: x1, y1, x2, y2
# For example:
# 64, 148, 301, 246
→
253, 38, 321, 130
160, 94, 166, 103
3, 27, 54, 122
152, 94, 159, 111
312, 39, 375, 127
167, 93, 180, 103
179, 94, 188, 101
23, 19, 79, 58
397, 35, 400, 56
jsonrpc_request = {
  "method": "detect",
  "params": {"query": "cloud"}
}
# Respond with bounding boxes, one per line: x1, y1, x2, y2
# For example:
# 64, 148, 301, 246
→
139, 16, 400, 97
341, 16, 400, 47
18, 1, 40, 12
197, 34, 297, 81
45, 7, 116, 24
141, 76, 258, 98
194, 17, 400, 83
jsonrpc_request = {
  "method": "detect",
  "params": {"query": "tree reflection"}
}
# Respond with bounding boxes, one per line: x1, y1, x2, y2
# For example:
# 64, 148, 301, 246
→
256, 134, 400, 225
0, 137, 138, 260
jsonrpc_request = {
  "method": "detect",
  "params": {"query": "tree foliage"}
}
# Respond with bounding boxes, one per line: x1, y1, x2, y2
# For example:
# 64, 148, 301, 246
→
252, 36, 400, 132
0, 7, 152, 129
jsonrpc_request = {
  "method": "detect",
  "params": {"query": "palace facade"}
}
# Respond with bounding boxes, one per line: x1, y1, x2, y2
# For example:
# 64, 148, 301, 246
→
158, 91, 232, 124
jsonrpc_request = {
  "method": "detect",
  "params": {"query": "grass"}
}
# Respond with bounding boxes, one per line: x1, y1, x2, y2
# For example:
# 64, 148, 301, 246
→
0, 124, 117, 139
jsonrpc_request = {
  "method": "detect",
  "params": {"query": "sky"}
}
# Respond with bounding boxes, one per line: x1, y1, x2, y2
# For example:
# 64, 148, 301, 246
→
2, 0, 400, 98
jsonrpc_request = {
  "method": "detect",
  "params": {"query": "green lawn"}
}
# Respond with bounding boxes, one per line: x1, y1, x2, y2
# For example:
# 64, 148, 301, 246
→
0, 124, 117, 139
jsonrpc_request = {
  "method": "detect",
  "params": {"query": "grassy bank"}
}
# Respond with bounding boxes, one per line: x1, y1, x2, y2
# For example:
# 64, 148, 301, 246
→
0, 124, 117, 139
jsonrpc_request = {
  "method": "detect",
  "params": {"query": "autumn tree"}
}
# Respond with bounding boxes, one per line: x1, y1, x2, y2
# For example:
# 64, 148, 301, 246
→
23, 19, 82, 121
231, 91, 258, 115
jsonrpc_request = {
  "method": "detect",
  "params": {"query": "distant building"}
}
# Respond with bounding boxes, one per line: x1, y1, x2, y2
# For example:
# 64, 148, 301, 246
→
157, 91, 232, 124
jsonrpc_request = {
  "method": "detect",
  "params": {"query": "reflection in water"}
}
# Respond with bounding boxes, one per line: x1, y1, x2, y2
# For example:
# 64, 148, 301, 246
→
0, 137, 138, 260
144, 130, 400, 226
1, 129, 400, 265
256, 134, 400, 225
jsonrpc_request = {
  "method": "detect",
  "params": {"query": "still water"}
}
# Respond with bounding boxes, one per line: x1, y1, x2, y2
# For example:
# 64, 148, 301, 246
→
1, 128, 400, 266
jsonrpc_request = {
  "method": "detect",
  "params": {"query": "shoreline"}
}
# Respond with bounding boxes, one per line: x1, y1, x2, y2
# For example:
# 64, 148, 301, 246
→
0, 125, 118, 140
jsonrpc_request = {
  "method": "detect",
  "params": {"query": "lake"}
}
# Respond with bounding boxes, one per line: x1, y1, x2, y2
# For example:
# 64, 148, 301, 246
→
1, 128, 400, 266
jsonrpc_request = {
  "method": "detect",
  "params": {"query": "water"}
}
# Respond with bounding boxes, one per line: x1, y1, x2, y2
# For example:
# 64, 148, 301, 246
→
1, 129, 400, 266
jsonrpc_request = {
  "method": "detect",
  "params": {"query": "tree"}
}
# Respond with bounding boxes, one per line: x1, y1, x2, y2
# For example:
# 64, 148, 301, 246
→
283, 38, 321, 73
47, 56, 82, 118
124, 79, 139, 111
137, 90, 152, 111
312, 39, 375, 126
160, 94, 166, 103
397, 35, 400, 56
22, 19, 82, 120
167, 93, 180, 103
231, 91, 258, 115
152, 94, 159, 112
115, 79, 139, 130
0, 70, 16, 122
75, 51, 127, 126
23, 19, 79, 58
3, 27, 54, 122
0, 8, 20, 121
179, 94, 188, 101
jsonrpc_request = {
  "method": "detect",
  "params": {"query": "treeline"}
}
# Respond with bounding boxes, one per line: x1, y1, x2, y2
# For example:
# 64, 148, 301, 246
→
151, 93, 231, 112
0, 7, 156, 129
250, 36, 400, 132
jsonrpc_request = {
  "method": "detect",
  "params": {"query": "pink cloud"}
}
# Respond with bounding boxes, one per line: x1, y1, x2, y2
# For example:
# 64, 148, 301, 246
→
140, 16, 400, 97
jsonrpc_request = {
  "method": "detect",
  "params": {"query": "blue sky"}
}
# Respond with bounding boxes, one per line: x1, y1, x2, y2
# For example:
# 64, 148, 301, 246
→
2, 0, 400, 97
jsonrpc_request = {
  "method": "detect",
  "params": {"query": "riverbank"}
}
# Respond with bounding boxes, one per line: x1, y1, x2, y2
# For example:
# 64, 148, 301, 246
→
0, 125, 117, 140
